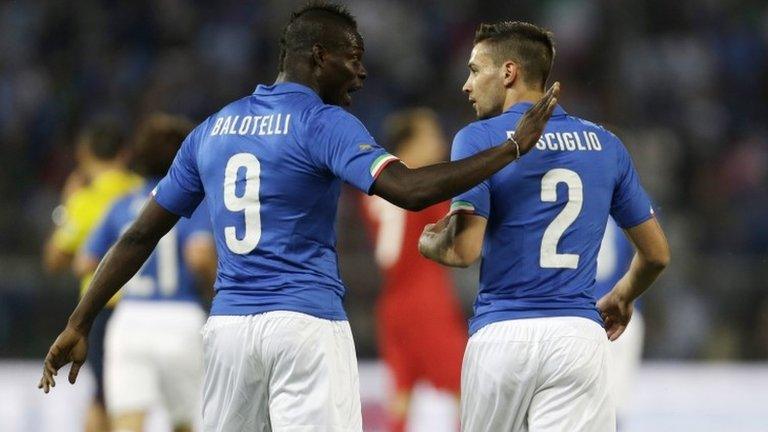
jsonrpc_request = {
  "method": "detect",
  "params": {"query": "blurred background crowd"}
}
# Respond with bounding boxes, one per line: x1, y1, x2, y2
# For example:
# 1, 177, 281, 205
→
0, 0, 766, 360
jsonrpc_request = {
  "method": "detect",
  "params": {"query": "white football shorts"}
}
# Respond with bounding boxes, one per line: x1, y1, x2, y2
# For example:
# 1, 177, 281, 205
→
104, 301, 206, 425
201, 311, 362, 432
461, 316, 614, 432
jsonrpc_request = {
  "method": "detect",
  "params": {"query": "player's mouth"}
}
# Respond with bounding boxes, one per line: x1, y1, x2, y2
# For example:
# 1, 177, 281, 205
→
341, 85, 361, 106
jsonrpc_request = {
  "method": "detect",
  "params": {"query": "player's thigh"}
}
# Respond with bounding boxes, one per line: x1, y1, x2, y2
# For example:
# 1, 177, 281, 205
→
201, 315, 270, 432
159, 308, 206, 427
104, 310, 158, 418
460, 321, 538, 432
528, 319, 614, 432
110, 411, 146, 432
265, 312, 362, 431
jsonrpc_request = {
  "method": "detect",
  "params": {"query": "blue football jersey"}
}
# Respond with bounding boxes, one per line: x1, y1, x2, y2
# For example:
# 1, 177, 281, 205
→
594, 217, 639, 308
153, 82, 398, 320
85, 180, 213, 303
451, 103, 653, 334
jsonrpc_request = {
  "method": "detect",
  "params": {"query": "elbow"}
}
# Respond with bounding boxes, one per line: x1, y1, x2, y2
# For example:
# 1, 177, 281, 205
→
646, 248, 671, 272
402, 198, 429, 212
374, 169, 433, 211
389, 189, 429, 212
400, 187, 434, 212
449, 248, 481, 269
450, 259, 472, 269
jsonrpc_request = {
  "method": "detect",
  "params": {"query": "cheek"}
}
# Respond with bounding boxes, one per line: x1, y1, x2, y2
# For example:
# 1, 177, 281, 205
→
481, 74, 504, 100
476, 74, 494, 101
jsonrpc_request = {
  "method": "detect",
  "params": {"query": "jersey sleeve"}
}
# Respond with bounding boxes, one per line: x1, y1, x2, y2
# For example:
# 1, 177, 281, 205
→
153, 122, 207, 218
610, 139, 654, 228
306, 106, 398, 194
449, 124, 492, 218
83, 201, 121, 260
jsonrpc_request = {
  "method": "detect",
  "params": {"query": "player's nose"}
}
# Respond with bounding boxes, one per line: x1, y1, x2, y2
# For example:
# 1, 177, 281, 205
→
358, 63, 368, 81
462, 78, 472, 94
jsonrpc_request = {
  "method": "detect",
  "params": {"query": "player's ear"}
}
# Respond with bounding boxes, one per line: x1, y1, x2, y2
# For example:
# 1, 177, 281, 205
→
311, 44, 326, 68
503, 61, 517, 88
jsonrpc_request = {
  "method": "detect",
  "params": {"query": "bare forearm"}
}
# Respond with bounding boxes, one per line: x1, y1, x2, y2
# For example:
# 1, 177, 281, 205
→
614, 253, 667, 302
418, 217, 480, 268
616, 217, 670, 303
420, 229, 462, 267
68, 231, 158, 331
375, 142, 517, 211
373, 83, 560, 211
67, 198, 180, 332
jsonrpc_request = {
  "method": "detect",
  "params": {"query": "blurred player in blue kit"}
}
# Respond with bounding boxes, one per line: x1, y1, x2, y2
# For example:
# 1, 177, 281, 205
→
596, 218, 646, 427
39, 2, 560, 431
42, 120, 141, 432
76, 114, 217, 432
419, 22, 670, 431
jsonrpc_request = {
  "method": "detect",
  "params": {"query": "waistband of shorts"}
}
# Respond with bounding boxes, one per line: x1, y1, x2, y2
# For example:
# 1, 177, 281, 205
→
470, 316, 606, 343
206, 310, 349, 324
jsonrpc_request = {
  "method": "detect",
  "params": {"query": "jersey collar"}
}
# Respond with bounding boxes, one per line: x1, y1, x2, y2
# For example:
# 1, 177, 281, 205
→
505, 101, 567, 117
253, 82, 322, 103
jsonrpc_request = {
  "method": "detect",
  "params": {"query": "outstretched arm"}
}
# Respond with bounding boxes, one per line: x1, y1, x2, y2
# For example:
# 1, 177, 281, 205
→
419, 213, 487, 268
39, 198, 180, 393
372, 83, 560, 211
597, 216, 670, 341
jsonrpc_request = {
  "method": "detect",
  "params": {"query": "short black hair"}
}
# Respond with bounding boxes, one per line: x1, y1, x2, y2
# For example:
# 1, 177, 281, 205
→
78, 120, 126, 161
278, 1, 358, 71
474, 21, 555, 89
131, 113, 194, 178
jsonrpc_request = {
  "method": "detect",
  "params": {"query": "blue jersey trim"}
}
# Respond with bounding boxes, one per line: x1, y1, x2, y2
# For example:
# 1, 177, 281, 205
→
210, 303, 348, 321
469, 308, 604, 335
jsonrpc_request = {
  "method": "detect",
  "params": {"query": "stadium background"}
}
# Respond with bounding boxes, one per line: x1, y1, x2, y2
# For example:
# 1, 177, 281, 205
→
0, 0, 766, 430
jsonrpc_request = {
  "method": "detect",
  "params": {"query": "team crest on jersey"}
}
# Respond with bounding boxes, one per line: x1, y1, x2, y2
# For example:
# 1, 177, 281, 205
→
358, 143, 374, 152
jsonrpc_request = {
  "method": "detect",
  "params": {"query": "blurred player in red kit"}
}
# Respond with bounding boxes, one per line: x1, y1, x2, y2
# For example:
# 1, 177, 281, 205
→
361, 109, 467, 432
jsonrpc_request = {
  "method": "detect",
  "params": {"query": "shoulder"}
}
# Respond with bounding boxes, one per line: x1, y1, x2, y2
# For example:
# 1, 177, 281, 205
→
303, 104, 371, 145
566, 115, 627, 158
308, 104, 365, 128
453, 120, 495, 150
567, 115, 622, 143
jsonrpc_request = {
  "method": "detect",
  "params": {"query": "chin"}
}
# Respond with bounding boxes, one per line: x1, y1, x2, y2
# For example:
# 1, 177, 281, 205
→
476, 106, 503, 120
476, 110, 493, 120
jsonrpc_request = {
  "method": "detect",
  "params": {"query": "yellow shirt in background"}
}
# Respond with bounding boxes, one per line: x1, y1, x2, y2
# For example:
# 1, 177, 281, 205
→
52, 169, 142, 307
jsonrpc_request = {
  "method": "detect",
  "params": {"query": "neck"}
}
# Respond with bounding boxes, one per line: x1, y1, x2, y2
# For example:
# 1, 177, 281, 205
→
85, 160, 120, 179
274, 66, 321, 95
502, 86, 546, 112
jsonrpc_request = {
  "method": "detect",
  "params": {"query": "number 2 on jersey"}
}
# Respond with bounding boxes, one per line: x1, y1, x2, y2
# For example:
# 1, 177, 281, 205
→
224, 153, 262, 254
540, 168, 582, 269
